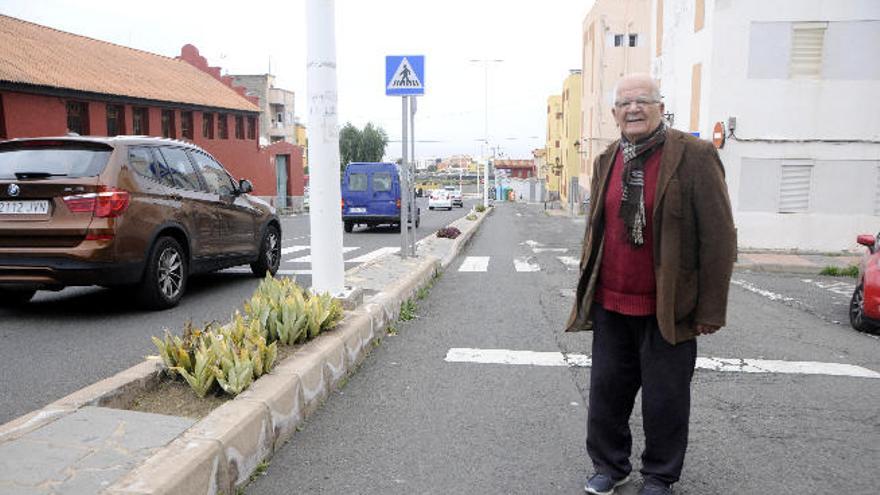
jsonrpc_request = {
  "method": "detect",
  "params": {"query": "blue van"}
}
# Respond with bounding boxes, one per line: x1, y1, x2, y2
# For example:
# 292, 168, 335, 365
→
341, 162, 420, 233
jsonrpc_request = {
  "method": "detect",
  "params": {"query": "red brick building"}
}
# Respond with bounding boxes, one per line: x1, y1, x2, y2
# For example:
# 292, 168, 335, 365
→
0, 15, 303, 202
493, 159, 536, 179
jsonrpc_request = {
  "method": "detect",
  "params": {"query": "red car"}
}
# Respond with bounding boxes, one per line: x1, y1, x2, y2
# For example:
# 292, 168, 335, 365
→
851, 233, 880, 334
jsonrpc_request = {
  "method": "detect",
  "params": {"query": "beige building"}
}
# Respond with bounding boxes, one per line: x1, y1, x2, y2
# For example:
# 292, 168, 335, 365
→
294, 122, 308, 170
560, 70, 583, 210
545, 94, 563, 196
230, 74, 297, 145
580, 0, 652, 194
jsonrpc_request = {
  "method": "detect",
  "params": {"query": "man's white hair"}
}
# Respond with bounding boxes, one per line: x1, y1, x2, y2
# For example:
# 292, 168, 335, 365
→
613, 74, 662, 102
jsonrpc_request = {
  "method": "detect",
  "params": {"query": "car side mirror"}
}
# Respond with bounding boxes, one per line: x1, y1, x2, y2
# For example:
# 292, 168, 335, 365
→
238, 179, 253, 194
857, 234, 876, 252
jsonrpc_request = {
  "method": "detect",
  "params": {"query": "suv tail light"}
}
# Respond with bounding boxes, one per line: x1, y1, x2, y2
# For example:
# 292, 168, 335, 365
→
396, 198, 401, 209
63, 186, 131, 218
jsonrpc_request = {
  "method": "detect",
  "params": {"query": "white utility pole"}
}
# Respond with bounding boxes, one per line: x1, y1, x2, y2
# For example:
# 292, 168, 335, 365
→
469, 58, 503, 208
306, 0, 345, 294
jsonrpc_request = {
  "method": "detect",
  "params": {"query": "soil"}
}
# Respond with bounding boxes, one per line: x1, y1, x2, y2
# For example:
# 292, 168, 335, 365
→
124, 343, 301, 420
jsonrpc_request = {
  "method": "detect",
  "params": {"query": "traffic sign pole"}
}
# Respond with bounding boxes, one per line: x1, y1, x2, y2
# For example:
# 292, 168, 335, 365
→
399, 96, 409, 258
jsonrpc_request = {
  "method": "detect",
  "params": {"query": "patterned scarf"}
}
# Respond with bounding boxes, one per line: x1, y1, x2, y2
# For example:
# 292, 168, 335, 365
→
618, 122, 667, 246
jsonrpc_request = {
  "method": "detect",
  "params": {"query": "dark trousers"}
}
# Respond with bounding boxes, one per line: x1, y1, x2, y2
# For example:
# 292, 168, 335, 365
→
587, 305, 697, 486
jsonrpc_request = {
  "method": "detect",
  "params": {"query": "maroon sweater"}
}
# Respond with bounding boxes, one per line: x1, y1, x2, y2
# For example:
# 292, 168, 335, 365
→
594, 145, 663, 316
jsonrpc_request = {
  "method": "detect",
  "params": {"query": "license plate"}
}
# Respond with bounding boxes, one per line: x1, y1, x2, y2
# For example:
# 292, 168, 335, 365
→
0, 200, 50, 215
349, 207, 367, 213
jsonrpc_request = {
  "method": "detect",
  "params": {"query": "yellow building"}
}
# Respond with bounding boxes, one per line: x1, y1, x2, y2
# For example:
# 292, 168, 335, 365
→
545, 95, 563, 195
294, 122, 308, 170
560, 70, 583, 209
581, 0, 652, 192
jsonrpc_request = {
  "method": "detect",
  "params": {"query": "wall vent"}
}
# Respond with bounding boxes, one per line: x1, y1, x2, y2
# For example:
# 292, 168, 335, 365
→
778, 160, 813, 213
790, 22, 827, 78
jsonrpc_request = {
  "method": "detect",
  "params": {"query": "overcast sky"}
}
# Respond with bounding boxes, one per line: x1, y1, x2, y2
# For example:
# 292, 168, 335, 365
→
0, 0, 592, 160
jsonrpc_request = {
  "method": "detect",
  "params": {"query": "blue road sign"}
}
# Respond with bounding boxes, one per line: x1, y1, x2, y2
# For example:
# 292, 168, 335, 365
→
386, 55, 425, 96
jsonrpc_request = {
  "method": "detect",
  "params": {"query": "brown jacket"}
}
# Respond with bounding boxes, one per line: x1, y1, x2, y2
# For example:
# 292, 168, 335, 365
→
565, 128, 736, 345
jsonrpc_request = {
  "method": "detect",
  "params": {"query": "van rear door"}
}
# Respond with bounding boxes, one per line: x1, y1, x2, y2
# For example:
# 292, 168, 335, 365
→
368, 170, 397, 219
343, 169, 370, 214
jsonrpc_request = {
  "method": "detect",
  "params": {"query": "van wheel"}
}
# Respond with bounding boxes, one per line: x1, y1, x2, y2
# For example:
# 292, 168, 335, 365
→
0, 289, 36, 306
138, 237, 187, 310
251, 225, 281, 277
344, 221, 353, 233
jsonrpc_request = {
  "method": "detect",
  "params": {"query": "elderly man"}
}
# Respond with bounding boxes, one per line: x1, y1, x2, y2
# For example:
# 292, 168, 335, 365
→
566, 74, 736, 495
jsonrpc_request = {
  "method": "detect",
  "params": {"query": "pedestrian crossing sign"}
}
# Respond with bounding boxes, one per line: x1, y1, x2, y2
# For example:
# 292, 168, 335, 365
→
386, 55, 425, 96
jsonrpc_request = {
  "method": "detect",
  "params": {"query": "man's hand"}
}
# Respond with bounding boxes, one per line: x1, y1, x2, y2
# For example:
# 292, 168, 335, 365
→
695, 323, 721, 335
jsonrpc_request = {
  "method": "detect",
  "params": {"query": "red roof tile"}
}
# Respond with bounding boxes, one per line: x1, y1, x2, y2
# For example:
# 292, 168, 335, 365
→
0, 15, 258, 112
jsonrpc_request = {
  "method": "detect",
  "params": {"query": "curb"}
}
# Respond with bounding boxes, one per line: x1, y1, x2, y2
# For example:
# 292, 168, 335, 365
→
105, 255, 442, 495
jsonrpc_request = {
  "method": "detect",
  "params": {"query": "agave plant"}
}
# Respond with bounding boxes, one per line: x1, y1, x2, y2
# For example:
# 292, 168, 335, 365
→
173, 344, 217, 398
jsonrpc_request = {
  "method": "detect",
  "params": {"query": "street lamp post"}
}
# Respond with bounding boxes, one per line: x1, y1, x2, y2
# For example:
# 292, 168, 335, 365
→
469, 58, 503, 208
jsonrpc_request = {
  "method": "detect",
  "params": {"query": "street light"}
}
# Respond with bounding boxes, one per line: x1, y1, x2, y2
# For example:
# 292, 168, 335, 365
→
469, 58, 503, 208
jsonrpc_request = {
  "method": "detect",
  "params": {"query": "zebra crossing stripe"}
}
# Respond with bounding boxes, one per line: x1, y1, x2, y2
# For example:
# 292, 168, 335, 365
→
281, 245, 309, 255
288, 246, 360, 263
444, 348, 880, 379
459, 256, 490, 272
557, 256, 580, 269
533, 248, 568, 253
347, 246, 400, 263
513, 257, 540, 272
222, 268, 312, 276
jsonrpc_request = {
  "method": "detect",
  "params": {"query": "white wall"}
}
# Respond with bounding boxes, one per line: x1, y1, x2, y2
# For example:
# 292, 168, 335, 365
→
656, 0, 880, 251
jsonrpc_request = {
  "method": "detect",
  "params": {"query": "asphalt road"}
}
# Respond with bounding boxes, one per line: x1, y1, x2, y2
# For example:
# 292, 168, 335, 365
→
0, 197, 475, 425
246, 202, 880, 494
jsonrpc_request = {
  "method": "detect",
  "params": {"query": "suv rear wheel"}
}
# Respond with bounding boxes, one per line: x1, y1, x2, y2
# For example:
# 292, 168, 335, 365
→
251, 225, 281, 277
138, 237, 187, 309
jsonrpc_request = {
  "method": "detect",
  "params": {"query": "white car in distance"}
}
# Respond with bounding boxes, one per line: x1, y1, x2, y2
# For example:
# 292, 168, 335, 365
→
429, 189, 453, 210
443, 185, 463, 207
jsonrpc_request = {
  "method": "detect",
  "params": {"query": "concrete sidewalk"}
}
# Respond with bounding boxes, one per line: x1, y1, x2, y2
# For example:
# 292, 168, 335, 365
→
0, 206, 493, 495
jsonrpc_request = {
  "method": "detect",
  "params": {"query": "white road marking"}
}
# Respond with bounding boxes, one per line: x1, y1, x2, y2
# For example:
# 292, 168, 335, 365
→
514, 257, 540, 272
347, 246, 400, 263
222, 268, 312, 276
281, 245, 309, 256
800, 278, 856, 297
458, 256, 490, 272
444, 348, 880, 379
533, 248, 568, 253
521, 240, 543, 247
557, 256, 580, 269
289, 246, 360, 263
731, 279, 797, 303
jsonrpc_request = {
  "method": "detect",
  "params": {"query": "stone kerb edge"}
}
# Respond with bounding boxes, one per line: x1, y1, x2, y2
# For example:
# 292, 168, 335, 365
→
104, 253, 442, 494
441, 206, 493, 269
0, 359, 163, 444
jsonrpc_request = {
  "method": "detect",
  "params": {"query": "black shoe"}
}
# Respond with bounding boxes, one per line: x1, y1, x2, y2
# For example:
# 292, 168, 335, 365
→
584, 472, 631, 495
639, 480, 673, 495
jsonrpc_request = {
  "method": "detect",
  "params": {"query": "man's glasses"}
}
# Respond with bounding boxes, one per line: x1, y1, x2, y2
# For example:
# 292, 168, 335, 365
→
614, 98, 660, 109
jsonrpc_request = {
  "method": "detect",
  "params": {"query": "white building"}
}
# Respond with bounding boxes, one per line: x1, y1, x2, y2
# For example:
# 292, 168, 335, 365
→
652, 0, 880, 251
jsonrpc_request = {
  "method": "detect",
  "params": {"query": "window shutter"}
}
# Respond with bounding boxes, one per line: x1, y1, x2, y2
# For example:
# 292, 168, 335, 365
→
778, 160, 813, 213
790, 22, 827, 78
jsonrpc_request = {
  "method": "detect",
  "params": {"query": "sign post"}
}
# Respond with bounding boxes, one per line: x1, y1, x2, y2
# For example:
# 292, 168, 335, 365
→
386, 55, 425, 258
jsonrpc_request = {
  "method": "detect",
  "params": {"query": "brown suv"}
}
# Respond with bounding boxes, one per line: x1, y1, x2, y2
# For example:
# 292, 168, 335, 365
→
0, 136, 281, 309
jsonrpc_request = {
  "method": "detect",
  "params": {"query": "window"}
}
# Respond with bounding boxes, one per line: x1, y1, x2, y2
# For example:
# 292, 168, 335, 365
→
629, 34, 638, 47
190, 151, 236, 196
157, 147, 201, 191
348, 173, 367, 191
0, 95, 6, 139
181, 111, 194, 140
373, 172, 392, 192
66, 101, 89, 135
132, 107, 149, 135
614, 34, 624, 47
234, 115, 244, 139
106, 104, 124, 136
202, 113, 214, 139
128, 147, 162, 181
695, 0, 705, 32
247, 116, 256, 140
790, 22, 827, 79
276, 112, 284, 124
161, 110, 176, 138
218, 114, 228, 139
